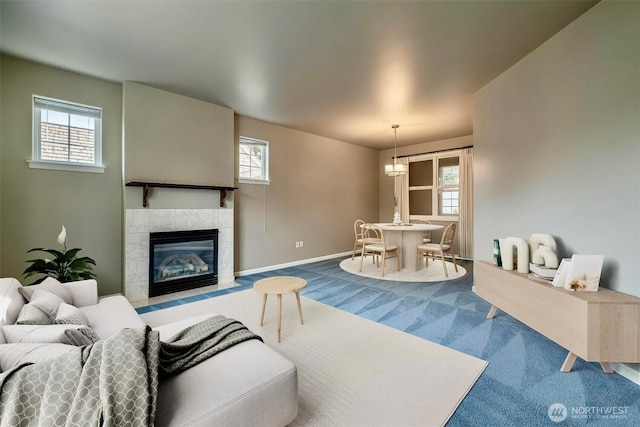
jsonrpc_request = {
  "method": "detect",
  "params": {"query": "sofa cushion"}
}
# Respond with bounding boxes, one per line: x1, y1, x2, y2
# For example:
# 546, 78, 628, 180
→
16, 303, 52, 325
60, 279, 98, 307
79, 295, 146, 339
0, 278, 26, 343
18, 277, 73, 305
154, 316, 298, 427
1, 324, 93, 344
55, 302, 89, 325
29, 289, 65, 320
155, 338, 298, 427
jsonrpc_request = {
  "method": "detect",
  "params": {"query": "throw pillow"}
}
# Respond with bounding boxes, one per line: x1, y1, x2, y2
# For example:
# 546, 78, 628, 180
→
1, 324, 89, 344
16, 304, 52, 325
18, 277, 73, 305
54, 303, 89, 326
29, 289, 65, 320
63, 327, 101, 346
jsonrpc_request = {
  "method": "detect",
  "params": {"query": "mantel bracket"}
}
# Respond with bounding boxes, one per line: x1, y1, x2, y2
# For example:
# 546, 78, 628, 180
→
142, 184, 150, 208
219, 189, 228, 208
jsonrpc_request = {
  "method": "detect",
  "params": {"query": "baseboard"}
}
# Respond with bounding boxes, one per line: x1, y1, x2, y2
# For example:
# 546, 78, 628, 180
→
235, 251, 352, 277
611, 363, 640, 385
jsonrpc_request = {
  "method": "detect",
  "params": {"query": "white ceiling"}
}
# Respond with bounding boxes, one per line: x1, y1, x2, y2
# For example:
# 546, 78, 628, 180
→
0, 0, 598, 150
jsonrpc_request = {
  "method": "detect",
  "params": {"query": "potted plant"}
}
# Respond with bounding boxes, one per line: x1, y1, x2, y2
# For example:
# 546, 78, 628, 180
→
23, 225, 97, 285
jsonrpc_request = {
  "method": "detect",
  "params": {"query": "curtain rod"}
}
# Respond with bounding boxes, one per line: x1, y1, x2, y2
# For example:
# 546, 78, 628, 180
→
395, 145, 473, 159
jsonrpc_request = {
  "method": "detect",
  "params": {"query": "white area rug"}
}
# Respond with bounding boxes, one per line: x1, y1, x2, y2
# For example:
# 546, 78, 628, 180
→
341, 256, 467, 282
141, 289, 487, 426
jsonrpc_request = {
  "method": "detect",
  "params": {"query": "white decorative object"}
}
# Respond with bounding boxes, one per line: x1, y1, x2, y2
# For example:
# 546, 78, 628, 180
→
528, 233, 558, 257
564, 255, 604, 292
552, 258, 571, 287
393, 211, 402, 225
529, 263, 557, 280
532, 244, 559, 269
501, 237, 530, 273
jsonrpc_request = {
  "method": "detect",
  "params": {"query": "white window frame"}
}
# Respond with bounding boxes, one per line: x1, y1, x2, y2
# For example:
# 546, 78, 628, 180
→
438, 164, 460, 216
408, 149, 461, 221
239, 136, 270, 184
29, 95, 105, 173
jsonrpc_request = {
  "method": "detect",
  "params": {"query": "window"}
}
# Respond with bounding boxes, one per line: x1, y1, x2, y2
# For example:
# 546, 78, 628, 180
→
239, 136, 269, 184
437, 159, 459, 216
408, 151, 460, 219
31, 96, 104, 172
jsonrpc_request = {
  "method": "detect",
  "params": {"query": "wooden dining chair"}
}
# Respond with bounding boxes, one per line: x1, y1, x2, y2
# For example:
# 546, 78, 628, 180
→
415, 223, 458, 277
412, 219, 433, 244
351, 219, 366, 260
359, 224, 400, 277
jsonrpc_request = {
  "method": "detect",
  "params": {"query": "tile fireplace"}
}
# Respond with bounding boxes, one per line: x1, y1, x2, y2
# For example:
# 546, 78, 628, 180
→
149, 229, 218, 297
124, 208, 234, 302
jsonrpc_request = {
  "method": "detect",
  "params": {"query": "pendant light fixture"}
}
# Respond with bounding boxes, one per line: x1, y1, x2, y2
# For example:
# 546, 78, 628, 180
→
384, 124, 407, 176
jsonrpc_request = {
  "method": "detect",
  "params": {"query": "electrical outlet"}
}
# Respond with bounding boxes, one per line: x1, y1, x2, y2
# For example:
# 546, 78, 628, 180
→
295, 241, 300, 248
300, 241, 304, 248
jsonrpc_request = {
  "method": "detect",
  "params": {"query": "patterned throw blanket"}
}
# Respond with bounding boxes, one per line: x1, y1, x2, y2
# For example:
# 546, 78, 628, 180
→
0, 315, 261, 427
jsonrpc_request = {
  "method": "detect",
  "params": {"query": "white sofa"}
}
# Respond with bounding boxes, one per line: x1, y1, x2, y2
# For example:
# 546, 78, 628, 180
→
0, 277, 298, 426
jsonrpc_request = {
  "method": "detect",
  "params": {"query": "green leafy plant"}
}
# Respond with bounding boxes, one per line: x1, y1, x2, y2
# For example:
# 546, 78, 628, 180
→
23, 225, 96, 285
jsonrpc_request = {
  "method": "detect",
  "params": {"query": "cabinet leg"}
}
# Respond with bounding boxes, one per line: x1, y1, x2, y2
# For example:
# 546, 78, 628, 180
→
561, 351, 577, 372
487, 305, 498, 319
600, 362, 613, 373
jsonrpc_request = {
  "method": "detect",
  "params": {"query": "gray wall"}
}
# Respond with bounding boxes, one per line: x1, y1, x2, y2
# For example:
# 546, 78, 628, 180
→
474, 0, 639, 296
235, 116, 379, 273
0, 55, 123, 295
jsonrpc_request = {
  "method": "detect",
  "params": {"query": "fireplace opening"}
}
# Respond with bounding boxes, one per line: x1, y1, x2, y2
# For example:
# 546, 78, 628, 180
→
149, 229, 218, 297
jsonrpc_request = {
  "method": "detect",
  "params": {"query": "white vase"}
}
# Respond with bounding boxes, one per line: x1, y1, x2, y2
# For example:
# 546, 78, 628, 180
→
393, 211, 402, 225
532, 244, 559, 269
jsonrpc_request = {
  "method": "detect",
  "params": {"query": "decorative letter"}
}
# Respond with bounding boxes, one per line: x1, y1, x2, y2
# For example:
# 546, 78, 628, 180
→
502, 237, 530, 273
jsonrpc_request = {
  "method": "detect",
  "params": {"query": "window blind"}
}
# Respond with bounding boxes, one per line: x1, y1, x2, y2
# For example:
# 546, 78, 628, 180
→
34, 96, 101, 119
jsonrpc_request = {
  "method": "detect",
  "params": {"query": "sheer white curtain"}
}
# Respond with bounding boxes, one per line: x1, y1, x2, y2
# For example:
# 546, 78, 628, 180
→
395, 157, 410, 223
458, 148, 474, 259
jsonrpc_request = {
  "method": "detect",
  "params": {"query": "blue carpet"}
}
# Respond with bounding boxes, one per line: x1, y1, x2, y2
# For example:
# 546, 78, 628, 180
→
139, 257, 640, 426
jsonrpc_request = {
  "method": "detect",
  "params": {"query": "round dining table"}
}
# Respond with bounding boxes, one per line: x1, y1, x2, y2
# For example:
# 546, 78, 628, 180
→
373, 223, 444, 270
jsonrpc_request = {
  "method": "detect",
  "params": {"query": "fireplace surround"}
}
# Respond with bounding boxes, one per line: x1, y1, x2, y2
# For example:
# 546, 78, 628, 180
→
124, 208, 234, 302
149, 229, 218, 297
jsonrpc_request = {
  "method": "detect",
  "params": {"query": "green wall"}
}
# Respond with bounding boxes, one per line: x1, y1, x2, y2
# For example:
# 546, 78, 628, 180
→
0, 55, 123, 295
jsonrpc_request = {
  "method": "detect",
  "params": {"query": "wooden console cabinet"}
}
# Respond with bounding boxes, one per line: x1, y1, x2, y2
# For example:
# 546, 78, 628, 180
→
475, 261, 640, 373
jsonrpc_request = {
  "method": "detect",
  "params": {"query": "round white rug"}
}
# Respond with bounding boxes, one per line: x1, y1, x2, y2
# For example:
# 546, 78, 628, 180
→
340, 256, 466, 282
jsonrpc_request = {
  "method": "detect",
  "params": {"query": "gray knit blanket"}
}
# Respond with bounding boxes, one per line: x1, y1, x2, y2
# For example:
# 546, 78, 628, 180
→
0, 315, 261, 427
159, 315, 263, 377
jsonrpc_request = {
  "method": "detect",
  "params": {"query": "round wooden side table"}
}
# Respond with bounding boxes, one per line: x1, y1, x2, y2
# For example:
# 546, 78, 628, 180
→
253, 276, 307, 342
